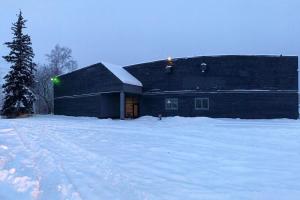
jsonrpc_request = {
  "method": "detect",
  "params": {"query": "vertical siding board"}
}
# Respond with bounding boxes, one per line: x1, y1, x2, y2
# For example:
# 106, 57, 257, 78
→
125, 56, 298, 91
54, 63, 124, 98
54, 95, 102, 117
140, 92, 298, 119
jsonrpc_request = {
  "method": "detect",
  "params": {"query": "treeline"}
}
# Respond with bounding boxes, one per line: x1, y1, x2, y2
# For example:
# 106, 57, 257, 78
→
1, 11, 78, 118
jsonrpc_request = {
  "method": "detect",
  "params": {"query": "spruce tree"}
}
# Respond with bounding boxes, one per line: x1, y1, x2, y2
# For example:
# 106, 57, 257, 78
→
2, 11, 36, 117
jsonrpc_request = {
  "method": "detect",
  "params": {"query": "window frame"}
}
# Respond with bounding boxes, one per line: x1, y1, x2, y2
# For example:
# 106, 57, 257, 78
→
165, 98, 179, 110
195, 98, 209, 110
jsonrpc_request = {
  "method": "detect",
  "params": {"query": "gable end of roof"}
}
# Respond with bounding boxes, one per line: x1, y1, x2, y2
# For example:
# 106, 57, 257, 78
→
101, 62, 142, 87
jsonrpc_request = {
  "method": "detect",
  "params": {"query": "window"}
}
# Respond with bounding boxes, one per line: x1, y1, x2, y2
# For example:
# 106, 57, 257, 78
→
195, 98, 209, 110
165, 98, 178, 110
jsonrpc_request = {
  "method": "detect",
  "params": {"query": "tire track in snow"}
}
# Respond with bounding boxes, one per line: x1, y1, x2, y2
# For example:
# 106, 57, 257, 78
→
50, 129, 144, 199
16, 120, 148, 199
0, 122, 41, 200
11, 122, 46, 200
37, 122, 85, 200
11, 122, 83, 200
32, 121, 149, 199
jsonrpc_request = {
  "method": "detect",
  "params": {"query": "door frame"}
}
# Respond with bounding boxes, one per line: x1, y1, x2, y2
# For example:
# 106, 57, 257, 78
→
125, 95, 140, 119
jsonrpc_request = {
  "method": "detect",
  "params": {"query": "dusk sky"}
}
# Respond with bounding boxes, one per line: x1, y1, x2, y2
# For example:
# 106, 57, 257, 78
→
1, 0, 299, 68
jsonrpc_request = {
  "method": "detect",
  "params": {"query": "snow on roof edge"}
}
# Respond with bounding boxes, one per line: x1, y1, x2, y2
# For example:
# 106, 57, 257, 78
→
125, 54, 298, 68
57, 62, 143, 87
101, 62, 143, 87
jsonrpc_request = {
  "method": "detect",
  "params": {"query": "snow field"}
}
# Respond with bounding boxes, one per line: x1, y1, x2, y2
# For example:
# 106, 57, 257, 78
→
0, 115, 300, 200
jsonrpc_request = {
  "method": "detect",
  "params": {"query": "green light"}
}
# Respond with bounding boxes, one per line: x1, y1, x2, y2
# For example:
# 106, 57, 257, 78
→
51, 76, 61, 85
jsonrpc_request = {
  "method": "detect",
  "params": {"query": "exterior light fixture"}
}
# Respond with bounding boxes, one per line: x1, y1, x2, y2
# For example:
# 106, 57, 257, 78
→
201, 63, 208, 73
165, 56, 174, 73
51, 76, 61, 85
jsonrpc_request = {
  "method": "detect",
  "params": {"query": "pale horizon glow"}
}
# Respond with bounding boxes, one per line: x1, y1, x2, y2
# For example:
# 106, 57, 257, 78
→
0, 0, 299, 68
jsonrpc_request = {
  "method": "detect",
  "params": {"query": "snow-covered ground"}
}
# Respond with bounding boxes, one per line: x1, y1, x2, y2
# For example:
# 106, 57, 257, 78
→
0, 115, 300, 200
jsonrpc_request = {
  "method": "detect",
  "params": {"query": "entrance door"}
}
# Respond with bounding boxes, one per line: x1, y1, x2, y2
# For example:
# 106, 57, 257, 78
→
125, 96, 139, 118
133, 103, 139, 118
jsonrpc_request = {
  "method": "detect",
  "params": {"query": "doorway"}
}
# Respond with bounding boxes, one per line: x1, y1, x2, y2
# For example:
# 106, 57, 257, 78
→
125, 96, 139, 118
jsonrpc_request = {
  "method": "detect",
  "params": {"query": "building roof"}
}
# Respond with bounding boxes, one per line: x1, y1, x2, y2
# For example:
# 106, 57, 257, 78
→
101, 62, 143, 87
125, 55, 298, 69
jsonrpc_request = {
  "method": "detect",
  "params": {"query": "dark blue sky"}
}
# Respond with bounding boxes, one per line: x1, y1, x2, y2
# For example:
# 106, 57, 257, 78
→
1, 0, 299, 68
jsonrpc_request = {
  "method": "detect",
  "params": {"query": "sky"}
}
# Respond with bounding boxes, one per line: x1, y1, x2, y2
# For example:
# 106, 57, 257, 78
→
0, 0, 300, 69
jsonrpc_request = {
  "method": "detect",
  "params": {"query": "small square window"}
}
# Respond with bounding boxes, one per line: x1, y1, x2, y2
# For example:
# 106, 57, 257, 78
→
195, 98, 209, 110
165, 98, 178, 110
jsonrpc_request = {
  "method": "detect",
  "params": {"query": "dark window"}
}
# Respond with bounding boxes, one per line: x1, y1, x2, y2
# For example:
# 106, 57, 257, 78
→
195, 98, 209, 110
165, 98, 178, 110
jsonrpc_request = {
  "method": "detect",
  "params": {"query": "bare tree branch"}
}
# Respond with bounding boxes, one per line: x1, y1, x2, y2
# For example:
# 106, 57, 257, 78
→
34, 44, 78, 114
46, 44, 78, 75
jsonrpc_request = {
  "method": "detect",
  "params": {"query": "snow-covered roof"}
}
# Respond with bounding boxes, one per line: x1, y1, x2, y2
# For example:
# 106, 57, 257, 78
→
101, 62, 142, 87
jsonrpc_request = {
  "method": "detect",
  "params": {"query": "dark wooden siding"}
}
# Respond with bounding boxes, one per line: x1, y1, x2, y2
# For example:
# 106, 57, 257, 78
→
100, 93, 120, 118
53, 62, 144, 118
53, 63, 125, 118
53, 56, 298, 119
140, 92, 299, 119
54, 95, 102, 117
125, 56, 298, 92
54, 63, 123, 98
54, 93, 120, 118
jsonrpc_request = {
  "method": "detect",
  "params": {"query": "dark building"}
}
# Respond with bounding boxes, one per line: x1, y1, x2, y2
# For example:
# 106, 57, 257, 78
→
54, 55, 299, 119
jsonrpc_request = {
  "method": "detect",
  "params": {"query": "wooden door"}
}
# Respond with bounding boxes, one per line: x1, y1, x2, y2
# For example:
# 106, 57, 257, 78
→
126, 97, 139, 118
133, 104, 139, 118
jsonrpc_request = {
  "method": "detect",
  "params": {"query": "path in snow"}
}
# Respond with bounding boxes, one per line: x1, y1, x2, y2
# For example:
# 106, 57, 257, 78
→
0, 115, 300, 200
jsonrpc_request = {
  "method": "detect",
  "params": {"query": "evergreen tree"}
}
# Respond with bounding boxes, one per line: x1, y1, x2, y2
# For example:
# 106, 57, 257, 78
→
2, 11, 36, 117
